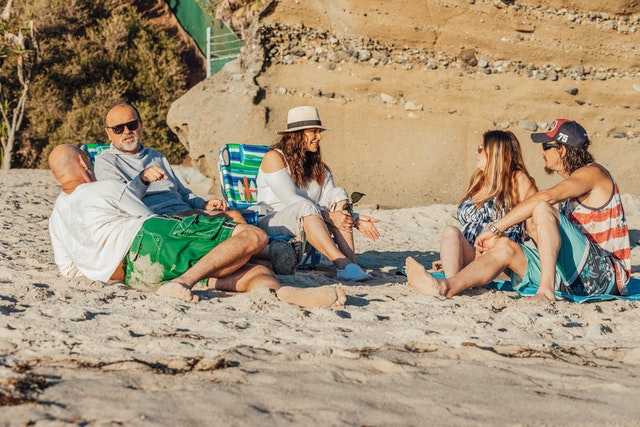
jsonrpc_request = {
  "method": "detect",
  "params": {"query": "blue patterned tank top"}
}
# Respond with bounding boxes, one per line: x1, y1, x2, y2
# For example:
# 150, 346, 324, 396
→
457, 197, 525, 245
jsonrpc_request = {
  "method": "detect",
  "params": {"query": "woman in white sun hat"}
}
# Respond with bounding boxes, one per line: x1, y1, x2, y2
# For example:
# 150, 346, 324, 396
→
256, 106, 380, 282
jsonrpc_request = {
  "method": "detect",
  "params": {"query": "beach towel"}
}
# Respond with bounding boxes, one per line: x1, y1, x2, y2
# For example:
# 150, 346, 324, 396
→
429, 271, 640, 304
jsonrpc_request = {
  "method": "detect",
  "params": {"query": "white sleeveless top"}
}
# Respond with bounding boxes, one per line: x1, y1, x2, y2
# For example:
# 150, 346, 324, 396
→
256, 149, 348, 213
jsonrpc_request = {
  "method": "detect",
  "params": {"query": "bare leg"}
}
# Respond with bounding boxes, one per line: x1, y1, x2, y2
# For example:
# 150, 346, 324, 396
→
444, 238, 527, 298
406, 256, 447, 296
156, 224, 267, 301
208, 263, 347, 308
182, 224, 266, 282
330, 201, 356, 263
527, 203, 560, 302
407, 238, 528, 298
331, 225, 356, 263
302, 215, 351, 269
208, 263, 280, 292
439, 226, 476, 278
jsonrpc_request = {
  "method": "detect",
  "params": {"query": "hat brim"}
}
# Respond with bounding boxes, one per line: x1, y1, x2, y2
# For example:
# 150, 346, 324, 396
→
276, 125, 330, 135
530, 132, 553, 143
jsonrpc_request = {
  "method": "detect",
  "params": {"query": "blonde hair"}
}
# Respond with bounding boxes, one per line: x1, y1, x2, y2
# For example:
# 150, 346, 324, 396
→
271, 129, 328, 188
460, 130, 536, 212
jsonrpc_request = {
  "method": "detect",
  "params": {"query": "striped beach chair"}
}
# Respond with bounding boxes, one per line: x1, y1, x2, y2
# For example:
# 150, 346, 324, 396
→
218, 143, 269, 224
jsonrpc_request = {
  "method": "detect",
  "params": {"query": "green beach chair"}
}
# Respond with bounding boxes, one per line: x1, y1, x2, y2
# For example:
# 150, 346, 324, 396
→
81, 142, 110, 165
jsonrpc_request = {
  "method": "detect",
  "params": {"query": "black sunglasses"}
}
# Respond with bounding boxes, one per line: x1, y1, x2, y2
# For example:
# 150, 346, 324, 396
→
542, 142, 561, 151
106, 119, 140, 134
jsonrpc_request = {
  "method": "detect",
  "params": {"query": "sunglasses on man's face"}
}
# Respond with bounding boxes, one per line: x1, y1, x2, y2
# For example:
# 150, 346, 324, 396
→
106, 119, 140, 135
542, 142, 561, 151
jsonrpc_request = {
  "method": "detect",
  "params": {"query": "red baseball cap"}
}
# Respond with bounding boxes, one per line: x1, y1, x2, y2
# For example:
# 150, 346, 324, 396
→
531, 119, 588, 148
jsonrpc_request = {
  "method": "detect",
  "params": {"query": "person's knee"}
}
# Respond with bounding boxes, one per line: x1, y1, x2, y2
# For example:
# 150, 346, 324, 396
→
492, 238, 521, 263
293, 200, 321, 218
441, 225, 462, 241
531, 202, 559, 225
235, 224, 269, 251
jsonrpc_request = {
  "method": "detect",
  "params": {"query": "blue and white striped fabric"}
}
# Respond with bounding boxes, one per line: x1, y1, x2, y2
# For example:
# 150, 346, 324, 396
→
218, 143, 269, 223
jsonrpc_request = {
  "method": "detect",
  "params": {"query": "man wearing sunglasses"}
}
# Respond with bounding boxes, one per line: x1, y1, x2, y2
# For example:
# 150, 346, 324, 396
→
49, 144, 346, 308
95, 103, 244, 222
406, 118, 630, 303
94, 103, 298, 275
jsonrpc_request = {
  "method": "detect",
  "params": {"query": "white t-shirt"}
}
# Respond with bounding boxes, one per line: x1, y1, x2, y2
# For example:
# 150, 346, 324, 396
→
49, 180, 153, 281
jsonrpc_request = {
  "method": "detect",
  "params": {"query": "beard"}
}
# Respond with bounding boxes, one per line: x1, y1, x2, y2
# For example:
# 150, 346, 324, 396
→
116, 134, 141, 153
544, 166, 554, 175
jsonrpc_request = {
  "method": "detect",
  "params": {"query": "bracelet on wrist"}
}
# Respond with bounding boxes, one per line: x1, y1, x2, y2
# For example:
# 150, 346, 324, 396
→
487, 223, 504, 237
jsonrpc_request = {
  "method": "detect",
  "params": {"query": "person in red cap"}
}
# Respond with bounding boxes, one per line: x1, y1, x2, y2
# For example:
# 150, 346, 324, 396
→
406, 119, 631, 302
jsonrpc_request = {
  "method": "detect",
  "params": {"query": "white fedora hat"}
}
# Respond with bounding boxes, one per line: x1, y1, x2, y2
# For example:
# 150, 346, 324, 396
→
277, 106, 330, 134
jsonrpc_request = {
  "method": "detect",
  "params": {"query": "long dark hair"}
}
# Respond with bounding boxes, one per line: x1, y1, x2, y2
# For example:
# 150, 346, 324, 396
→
271, 130, 328, 188
561, 139, 594, 175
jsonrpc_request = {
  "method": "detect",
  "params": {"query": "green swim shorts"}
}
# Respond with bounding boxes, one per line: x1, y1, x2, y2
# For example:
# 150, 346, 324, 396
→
124, 215, 237, 290
510, 213, 616, 296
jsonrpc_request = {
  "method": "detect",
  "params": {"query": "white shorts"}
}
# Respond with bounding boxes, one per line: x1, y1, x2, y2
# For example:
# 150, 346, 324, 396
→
258, 199, 322, 238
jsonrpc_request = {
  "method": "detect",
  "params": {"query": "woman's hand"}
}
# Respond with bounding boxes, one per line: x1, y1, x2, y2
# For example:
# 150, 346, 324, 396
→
326, 210, 354, 232
474, 229, 498, 256
355, 214, 381, 240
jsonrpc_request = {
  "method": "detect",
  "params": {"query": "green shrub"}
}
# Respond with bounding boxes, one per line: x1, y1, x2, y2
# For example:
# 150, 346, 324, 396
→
7, 0, 189, 168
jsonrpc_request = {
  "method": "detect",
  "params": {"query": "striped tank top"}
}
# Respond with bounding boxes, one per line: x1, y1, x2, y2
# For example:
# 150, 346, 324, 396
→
559, 165, 631, 293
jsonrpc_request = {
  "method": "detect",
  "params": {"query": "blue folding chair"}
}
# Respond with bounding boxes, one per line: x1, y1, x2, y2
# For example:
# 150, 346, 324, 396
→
218, 143, 321, 269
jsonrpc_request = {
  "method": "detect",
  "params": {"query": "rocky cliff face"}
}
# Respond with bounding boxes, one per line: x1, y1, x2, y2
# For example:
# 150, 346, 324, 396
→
167, 0, 640, 207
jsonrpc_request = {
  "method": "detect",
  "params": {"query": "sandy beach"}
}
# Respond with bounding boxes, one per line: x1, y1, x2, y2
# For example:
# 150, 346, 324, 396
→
1, 168, 639, 426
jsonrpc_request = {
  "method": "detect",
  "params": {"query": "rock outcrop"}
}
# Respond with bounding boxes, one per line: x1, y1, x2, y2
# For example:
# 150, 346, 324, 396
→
168, 0, 640, 207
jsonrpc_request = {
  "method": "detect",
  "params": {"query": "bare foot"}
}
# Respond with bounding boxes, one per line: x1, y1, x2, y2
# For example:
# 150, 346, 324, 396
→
405, 256, 447, 297
156, 282, 199, 303
276, 285, 347, 308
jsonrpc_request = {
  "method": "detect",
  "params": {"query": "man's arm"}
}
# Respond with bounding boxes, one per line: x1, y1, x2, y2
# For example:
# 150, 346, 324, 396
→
157, 156, 207, 210
476, 166, 599, 252
493, 166, 598, 233
94, 154, 150, 200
